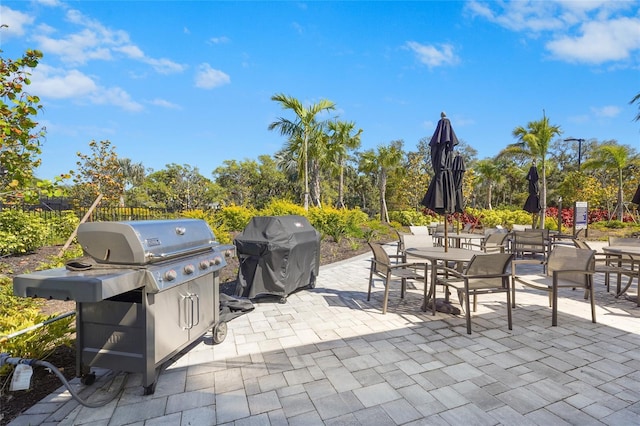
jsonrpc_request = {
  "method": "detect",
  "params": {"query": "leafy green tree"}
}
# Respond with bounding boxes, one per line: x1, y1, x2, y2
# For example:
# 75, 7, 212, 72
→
326, 120, 362, 208
582, 142, 638, 219
144, 164, 215, 211
0, 47, 66, 203
70, 140, 124, 206
269, 93, 335, 210
501, 113, 562, 228
359, 140, 404, 223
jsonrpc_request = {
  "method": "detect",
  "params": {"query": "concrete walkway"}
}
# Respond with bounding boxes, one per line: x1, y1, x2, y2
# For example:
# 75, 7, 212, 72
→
9, 241, 640, 425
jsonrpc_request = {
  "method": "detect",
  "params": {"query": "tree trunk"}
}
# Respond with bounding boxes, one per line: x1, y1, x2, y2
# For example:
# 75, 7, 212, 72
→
310, 159, 322, 208
617, 168, 624, 219
337, 161, 345, 209
380, 171, 389, 223
487, 184, 493, 210
540, 159, 547, 228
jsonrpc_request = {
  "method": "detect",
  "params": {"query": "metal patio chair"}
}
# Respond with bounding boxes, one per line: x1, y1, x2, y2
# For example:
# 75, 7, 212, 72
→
367, 242, 427, 314
434, 252, 514, 334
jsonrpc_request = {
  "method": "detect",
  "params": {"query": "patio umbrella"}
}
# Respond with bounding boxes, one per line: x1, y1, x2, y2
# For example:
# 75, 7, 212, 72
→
421, 112, 462, 251
632, 184, 640, 205
523, 164, 541, 228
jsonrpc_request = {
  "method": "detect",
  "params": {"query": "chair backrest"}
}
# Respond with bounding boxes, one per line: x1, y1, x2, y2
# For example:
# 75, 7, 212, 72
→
409, 225, 430, 235
525, 228, 549, 239
513, 230, 545, 249
573, 238, 592, 250
403, 234, 433, 250
512, 224, 532, 231
465, 253, 514, 289
368, 242, 391, 275
546, 246, 595, 284
609, 237, 640, 246
462, 223, 473, 233
485, 232, 508, 246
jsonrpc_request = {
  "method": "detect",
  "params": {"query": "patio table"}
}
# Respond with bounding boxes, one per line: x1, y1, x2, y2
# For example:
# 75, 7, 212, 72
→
405, 247, 477, 313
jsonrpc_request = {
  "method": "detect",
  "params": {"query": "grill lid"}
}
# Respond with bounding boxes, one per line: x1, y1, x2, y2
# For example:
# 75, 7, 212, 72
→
77, 219, 217, 265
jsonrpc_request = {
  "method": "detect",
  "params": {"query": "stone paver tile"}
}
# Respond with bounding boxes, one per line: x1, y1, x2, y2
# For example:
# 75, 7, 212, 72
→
215, 388, 250, 424
353, 382, 402, 407
247, 390, 281, 415
438, 403, 498, 426
280, 392, 315, 418
179, 405, 216, 426
430, 386, 468, 409
314, 390, 364, 420
546, 401, 604, 425
166, 388, 215, 414
495, 386, 549, 414
109, 397, 168, 425
380, 397, 422, 424
441, 362, 485, 382
232, 412, 270, 426
325, 367, 361, 392
352, 405, 397, 425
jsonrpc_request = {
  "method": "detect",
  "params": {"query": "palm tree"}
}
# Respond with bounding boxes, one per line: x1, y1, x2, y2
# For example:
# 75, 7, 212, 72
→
501, 113, 562, 228
359, 141, 404, 223
326, 120, 362, 208
582, 142, 635, 220
268, 94, 335, 210
473, 159, 503, 209
631, 92, 640, 122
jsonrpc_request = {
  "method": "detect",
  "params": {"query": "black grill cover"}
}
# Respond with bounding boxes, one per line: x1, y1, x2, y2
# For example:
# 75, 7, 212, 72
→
234, 215, 320, 300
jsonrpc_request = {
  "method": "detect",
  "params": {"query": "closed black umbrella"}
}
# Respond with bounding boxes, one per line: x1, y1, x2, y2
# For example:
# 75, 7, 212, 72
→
421, 112, 462, 251
632, 184, 640, 205
523, 164, 541, 227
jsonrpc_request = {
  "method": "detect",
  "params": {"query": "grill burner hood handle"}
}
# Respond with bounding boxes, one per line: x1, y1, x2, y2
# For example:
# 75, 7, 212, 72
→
145, 245, 217, 262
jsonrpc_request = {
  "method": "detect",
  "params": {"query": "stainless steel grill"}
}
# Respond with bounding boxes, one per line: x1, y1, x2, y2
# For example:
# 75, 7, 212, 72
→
13, 219, 234, 394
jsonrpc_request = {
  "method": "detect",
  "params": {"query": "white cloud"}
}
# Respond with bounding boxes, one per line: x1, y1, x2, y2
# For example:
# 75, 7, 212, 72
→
30, 65, 97, 98
0, 6, 35, 38
546, 17, 640, 64
591, 105, 621, 118
29, 65, 143, 112
465, 0, 640, 65
209, 36, 230, 44
195, 63, 230, 89
92, 86, 143, 112
149, 98, 181, 109
29, 6, 185, 73
405, 41, 459, 68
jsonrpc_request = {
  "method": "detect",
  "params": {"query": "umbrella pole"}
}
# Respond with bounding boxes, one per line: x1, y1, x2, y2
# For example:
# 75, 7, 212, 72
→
444, 214, 449, 252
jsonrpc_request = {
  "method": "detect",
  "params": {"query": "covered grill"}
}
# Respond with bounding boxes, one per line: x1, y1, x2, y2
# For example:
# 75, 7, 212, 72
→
234, 215, 320, 303
13, 219, 234, 394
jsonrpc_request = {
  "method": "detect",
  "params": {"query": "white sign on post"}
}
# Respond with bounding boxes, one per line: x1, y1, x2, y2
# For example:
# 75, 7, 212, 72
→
574, 201, 588, 234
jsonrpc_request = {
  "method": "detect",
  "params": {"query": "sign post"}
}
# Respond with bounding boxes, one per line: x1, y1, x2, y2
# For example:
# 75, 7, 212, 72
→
573, 201, 588, 237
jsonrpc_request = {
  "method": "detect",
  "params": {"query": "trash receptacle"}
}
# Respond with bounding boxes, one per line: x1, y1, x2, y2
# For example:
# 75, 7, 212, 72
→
234, 215, 320, 302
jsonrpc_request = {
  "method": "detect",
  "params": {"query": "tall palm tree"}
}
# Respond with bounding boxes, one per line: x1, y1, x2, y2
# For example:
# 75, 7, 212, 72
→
473, 159, 503, 210
631, 92, 640, 122
582, 142, 635, 220
326, 120, 362, 208
359, 141, 404, 223
501, 113, 562, 228
268, 94, 335, 210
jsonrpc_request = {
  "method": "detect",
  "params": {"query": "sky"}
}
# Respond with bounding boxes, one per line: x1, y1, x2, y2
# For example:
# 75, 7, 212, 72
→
1, 0, 639, 182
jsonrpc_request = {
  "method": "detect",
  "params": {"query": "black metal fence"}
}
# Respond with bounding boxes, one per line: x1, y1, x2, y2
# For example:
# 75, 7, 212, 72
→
3, 197, 172, 222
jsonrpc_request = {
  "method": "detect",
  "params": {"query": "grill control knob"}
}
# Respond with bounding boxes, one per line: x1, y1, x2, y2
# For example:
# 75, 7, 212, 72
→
183, 264, 195, 275
199, 260, 210, 270
164, 270, 177, 281
212, 256, 222, 266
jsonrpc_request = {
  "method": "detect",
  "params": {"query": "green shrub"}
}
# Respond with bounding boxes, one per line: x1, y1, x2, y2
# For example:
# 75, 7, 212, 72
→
388, 210, 434, 226
259, 199, 307, 217
47, 211, 80, 244
307, 207, 349, 242
0, 279, 75, 374
0, 210, 48, 255
604, 220, 625, 229
214, 205, 256, 231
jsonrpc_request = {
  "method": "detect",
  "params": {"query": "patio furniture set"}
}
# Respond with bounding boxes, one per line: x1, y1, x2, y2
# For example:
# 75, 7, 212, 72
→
369, 227, 640, 335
